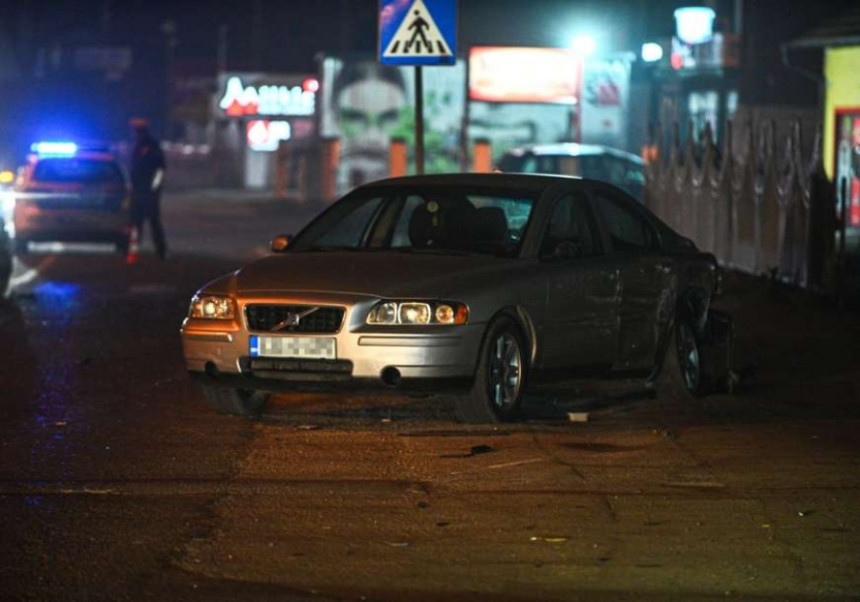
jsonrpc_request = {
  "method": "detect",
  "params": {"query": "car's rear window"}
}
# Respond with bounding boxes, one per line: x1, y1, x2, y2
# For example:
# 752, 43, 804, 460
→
32, 158, 124, 185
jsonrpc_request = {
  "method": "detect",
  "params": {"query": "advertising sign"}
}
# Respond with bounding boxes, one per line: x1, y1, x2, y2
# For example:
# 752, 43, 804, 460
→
468, 47, 582, 105
246, 120, 292, 152
216, 73, 318, 118
321, 56, 464, 192
580, 58, 631, 149
835, 111, 860, 227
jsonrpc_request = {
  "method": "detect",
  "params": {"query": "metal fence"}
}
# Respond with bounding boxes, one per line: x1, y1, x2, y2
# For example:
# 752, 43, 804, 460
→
644, 118, 838, 292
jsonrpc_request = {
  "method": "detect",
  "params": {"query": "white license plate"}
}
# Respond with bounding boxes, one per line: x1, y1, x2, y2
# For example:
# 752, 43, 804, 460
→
249, 335, 336, 360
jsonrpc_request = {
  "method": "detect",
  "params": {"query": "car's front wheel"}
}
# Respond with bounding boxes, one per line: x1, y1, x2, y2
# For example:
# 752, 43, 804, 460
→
199, 385, 270, 417
456, 315, 527, 424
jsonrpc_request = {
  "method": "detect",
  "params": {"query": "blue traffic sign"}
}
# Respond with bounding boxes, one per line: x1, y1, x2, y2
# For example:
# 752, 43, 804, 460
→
379, 0, 457, 66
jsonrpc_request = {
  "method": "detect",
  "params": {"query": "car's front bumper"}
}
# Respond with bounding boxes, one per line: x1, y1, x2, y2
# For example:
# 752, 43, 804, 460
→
181, 299, 484, 392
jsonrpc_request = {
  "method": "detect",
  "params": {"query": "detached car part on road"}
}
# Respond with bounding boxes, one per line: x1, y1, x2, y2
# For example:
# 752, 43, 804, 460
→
182, 173, 726, 423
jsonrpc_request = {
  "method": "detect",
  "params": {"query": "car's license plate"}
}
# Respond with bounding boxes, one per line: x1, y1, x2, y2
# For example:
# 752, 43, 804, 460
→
249, 335, 336, 360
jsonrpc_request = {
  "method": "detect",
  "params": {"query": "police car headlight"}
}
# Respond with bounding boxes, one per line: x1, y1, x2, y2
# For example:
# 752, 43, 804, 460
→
189, 295, 235, 320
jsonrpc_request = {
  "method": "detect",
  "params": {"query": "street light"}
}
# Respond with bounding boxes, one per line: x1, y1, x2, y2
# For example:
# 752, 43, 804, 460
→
571, 34, 596, 57
641, 42, 664, 63
674, 7, 716, 45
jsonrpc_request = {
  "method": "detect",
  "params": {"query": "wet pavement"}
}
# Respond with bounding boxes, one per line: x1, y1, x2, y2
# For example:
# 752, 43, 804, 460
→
0, 190, 859, 601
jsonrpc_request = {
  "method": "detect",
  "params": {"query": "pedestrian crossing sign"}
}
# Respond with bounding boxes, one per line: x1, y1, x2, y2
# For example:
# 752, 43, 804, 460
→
379, 0, 457, 66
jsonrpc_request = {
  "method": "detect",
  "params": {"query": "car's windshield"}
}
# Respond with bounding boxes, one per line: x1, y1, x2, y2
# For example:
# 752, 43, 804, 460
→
291, 186, 538, 257
32, 158, 124, 185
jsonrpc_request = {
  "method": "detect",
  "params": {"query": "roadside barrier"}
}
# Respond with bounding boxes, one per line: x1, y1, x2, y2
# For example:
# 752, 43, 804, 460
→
644, 118, 838, 293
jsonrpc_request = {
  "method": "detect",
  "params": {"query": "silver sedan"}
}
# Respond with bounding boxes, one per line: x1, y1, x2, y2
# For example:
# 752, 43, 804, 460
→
181, 173, 720, 423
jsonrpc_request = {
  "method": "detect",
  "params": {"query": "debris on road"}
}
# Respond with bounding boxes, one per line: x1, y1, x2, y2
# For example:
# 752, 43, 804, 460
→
442, 444, 496, 458
530, 536, 569, 543
568, 412, 589, 422
296, 424, 321, 431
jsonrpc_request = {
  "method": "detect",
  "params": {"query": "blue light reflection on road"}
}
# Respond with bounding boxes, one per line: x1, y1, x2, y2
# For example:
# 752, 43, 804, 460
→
26, 281, 84, 470
32, 281, 83, 327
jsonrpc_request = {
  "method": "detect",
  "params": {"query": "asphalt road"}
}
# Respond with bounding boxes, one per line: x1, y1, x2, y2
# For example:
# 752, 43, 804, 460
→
0, 190, 858, 601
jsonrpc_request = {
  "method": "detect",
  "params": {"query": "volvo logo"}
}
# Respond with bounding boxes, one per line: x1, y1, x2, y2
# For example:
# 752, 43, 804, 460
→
270, 307, 320, 332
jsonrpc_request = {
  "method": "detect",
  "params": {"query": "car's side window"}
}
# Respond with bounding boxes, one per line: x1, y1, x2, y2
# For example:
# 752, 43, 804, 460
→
540, 192, 602, 260
591, 189, 658, 252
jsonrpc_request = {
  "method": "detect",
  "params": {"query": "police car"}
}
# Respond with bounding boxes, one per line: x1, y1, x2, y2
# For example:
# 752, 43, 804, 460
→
12, 142, 131, 254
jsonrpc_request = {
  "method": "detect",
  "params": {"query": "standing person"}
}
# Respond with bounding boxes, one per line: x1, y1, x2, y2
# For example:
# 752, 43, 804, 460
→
129, 118, 168, 259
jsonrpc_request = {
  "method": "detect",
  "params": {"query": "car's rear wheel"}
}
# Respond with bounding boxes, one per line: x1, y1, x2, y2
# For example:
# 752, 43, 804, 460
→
655, 313, 707, 400
456, 315, 527, 424
199, 385, 270, 417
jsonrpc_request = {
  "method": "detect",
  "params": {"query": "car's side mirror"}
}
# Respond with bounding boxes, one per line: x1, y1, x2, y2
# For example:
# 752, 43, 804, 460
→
270, 234, 292, 253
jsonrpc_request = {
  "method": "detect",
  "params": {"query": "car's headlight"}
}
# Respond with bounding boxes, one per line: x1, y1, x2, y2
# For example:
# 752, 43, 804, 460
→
367, 301, 468, 325
189, 295, 235, 320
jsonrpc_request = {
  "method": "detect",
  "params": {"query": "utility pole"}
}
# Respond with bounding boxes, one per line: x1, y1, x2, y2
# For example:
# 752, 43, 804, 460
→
217, 25, 229, 74
161, 20, 178, 141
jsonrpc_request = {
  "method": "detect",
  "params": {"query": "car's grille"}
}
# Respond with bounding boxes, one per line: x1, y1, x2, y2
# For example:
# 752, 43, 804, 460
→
245, 304, 345, 333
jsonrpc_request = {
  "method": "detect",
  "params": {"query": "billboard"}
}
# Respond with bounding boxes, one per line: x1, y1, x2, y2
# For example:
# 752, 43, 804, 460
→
320, 56, 465, 193
580, 57, 632, 149
468, 47, 582, 105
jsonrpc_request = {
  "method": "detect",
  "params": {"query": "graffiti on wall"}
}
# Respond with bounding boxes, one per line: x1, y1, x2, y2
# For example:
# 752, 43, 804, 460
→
320, 56, 464, 193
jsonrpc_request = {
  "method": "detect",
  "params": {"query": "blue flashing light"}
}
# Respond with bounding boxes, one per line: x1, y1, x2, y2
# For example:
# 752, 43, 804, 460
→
31, 141, 78, 156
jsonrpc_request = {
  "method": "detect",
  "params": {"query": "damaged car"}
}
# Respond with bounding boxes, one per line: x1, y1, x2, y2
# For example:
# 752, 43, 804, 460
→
181, 173, 725, 423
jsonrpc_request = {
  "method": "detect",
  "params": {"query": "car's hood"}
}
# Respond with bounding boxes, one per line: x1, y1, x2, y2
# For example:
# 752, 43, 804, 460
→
232, 251, 511, 298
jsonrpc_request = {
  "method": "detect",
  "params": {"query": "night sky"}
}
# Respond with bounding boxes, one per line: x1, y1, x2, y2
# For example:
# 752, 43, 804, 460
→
2, 0, 703, 72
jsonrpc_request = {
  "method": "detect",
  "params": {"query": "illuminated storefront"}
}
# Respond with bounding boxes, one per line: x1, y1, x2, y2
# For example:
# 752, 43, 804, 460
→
824, 46, 860, 229
213, 73, 318, 188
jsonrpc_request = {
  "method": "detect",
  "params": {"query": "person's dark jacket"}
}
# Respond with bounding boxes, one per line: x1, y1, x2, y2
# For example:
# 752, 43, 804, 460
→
130, 135, 166, 193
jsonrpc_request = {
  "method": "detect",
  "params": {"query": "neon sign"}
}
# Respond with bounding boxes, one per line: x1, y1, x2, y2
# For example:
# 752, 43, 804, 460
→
246, 120, 292, 152
219, 76, 316, 117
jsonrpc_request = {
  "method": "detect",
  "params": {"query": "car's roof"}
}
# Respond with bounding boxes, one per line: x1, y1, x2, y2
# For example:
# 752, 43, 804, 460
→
502, 143, 644, 165
360, 172, 582, 191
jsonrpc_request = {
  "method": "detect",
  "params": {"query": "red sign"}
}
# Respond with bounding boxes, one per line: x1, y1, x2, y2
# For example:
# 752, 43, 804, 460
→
469, 47, 582, 104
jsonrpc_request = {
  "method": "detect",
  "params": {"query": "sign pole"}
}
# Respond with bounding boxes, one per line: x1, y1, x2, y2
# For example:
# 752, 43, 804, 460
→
380, 0, 457, 175
415, 65, 425, 175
